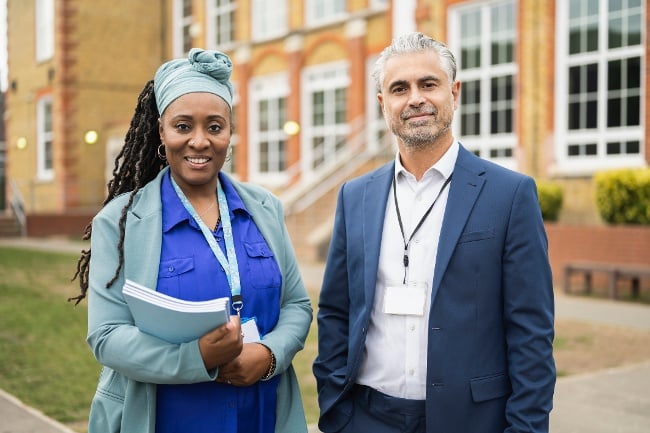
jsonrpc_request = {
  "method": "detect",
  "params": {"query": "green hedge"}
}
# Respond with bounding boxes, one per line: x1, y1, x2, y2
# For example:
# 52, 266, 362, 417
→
594, 168, 650, 225
537, 180, 563, 222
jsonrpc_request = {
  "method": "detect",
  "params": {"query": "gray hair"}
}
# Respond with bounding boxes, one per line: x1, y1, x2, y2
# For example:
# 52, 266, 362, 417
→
371, 32, 458, 93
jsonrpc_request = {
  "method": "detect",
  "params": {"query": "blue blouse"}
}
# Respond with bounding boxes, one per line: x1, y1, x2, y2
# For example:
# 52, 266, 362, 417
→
155, 171, 281, 433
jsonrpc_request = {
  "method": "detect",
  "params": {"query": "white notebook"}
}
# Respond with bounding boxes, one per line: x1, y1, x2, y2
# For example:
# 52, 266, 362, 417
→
122, 279, 230, 344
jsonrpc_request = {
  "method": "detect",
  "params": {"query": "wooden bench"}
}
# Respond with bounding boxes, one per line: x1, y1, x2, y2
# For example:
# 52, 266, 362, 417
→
563, 262, 650, 299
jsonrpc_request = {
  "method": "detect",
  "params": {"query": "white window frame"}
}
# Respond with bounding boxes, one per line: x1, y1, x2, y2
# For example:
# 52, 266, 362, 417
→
305, 0, 347, 27
300, 61, 350, 178
370, 0, 389, 9
251, 0, 287, 41
222, 83, 239, 176
366, 56, 391, 153
449, 0, 518, 171
35, 0, 54, 62
554, 0, 645, 176
248, 73, 289, 186
172, 0, 193, 58
37, 95, 54, 180
206, 0, 237, 49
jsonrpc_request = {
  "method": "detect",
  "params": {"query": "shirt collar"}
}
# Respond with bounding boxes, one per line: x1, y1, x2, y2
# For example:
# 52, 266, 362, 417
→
394, 139, 459, 182
161, 171, 249, 233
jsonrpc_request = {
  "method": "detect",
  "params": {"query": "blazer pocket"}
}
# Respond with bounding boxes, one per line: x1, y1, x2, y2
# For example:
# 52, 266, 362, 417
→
458, 228, 495, 244
470, 372, 511, 402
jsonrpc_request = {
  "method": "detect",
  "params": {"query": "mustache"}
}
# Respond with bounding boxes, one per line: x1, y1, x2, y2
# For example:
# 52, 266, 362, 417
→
401, 107, 437, 120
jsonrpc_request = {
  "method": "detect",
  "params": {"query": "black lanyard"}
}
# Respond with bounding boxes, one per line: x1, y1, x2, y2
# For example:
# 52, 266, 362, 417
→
393, 173, 452, 283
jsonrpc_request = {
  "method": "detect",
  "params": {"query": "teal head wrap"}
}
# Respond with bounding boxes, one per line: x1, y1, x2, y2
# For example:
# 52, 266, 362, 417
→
153, 48, 234, 115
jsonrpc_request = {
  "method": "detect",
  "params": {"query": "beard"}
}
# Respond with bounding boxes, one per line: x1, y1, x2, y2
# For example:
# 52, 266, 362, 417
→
390, 105, 453, 150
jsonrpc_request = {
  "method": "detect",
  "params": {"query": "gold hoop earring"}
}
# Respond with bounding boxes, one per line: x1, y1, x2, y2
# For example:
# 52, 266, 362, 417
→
157, 144, 166, 161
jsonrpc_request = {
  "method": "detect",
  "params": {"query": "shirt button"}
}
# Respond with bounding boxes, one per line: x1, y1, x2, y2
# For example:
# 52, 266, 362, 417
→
168, 266, 174, 272
409, 369, 415, 376
410, 325, 416, 331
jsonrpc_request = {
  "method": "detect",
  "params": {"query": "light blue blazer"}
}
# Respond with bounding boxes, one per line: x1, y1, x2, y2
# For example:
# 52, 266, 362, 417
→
86, 167, 312, 433
314, 145, 555, 433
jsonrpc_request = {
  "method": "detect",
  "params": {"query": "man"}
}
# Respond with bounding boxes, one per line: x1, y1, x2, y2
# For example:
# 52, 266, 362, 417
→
313, 32, 555, 433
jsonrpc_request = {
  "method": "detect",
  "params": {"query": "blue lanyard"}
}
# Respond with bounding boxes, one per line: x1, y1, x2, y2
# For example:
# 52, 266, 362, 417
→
170, 175, 243, 315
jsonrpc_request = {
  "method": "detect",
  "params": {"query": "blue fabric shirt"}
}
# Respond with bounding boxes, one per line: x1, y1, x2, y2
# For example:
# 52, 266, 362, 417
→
155, 171, 281, 433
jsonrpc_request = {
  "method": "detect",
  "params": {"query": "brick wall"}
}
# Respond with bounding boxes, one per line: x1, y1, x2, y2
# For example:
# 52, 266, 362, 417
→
546, 223, 650, 294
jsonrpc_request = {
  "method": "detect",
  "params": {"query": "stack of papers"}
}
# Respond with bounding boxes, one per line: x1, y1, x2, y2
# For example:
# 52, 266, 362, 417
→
122, 279, 231, 344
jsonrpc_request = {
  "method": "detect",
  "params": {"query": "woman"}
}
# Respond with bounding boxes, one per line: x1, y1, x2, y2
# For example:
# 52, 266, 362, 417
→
71, 49, 313, 433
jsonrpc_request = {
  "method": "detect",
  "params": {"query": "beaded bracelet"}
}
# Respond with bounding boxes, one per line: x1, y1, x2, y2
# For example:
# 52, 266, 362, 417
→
261, 351, 276, 380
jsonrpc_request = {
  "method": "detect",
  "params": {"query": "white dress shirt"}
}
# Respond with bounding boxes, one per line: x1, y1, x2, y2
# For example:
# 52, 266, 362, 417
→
356, 140, 459, 400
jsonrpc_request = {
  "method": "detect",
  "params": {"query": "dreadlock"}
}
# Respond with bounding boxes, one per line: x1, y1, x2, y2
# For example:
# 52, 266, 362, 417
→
69, 80, 167, 305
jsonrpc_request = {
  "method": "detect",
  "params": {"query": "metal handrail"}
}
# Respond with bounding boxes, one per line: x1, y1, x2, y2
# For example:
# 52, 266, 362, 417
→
280, 117, 394, 215
8, 179, 27, 236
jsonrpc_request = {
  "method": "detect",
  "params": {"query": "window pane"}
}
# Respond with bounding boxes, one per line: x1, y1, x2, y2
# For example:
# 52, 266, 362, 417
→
259, 141, 269, 171
608, 59, 622, 90
627, 140, 640, 154
460, 10, 481, 69
183, 0, 192, 16
627, 56, 641, 88
607, 98, 621, 127
44, 102, 52, 132
312, 91, 324, 125
460, 79, 480, 136
626, 95, 640, 126
335, 88, 346, 124
568, 0, 600, 54
278, 140, 286, 170
586, 101, 597, 128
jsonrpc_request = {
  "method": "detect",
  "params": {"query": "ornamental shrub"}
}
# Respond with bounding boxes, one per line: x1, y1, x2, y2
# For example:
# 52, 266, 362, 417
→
594, 168, 650, 225
536, 180, 563, 222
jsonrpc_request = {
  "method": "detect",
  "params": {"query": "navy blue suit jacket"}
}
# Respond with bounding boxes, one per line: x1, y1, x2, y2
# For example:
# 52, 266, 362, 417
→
313, 145, 555, 433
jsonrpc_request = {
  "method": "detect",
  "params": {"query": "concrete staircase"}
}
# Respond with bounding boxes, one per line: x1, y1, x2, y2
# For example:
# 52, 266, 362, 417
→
281, 129, 394, 263
0, 213, 23, 237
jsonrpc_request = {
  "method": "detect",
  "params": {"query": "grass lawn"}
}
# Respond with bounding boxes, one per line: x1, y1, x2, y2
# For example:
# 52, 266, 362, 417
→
0, 247, 99, 426
0, 245, 321, 431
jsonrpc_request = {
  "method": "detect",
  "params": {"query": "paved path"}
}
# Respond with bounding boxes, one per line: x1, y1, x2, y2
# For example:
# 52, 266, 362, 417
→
1, 237, 649, 432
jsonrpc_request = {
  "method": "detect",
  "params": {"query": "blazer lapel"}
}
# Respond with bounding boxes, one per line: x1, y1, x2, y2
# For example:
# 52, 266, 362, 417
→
362, 162, 394, 304
430, 146, 486, 303
123, 168, 167, 289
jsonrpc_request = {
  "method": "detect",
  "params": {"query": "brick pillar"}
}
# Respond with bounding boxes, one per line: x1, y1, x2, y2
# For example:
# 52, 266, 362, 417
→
57, 0, 79, 210
345, 19, 367, 138
285, 35, 303, 185
233, 46, 251, 181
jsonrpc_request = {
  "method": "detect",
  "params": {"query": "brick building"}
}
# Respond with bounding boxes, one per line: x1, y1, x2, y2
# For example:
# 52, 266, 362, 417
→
2, 0, 648, 246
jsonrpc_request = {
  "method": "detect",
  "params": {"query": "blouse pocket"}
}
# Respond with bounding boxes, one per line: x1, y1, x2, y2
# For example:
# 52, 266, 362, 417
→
157, 257, 195, 297
244, 242, 282, 290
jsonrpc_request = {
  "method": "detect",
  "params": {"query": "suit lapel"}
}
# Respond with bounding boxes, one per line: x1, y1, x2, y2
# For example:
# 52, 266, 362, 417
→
362, 162, 394, 304
430, 147, 486, 303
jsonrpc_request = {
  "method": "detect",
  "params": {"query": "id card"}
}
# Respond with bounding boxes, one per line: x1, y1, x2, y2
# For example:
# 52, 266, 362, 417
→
241, 317, 261, 343
383, 282, 427, 316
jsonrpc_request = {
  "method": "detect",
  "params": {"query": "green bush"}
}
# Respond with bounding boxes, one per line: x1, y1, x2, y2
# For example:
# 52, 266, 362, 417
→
537, 180, 563, 222
594, 168, 650, 225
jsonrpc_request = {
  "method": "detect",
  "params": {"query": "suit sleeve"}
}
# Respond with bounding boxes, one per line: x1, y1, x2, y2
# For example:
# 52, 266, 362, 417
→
502, 176, 556, 432
313, 184, 355, 432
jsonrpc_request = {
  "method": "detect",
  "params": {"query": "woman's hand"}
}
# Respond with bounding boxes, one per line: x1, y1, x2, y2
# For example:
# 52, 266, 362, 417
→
216, 343, 273, 386
198, 316, 243, 371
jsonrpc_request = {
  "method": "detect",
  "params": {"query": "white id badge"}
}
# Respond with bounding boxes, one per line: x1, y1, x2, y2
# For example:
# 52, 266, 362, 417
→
383, 282, 427, 316
241, 317, 261, 343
